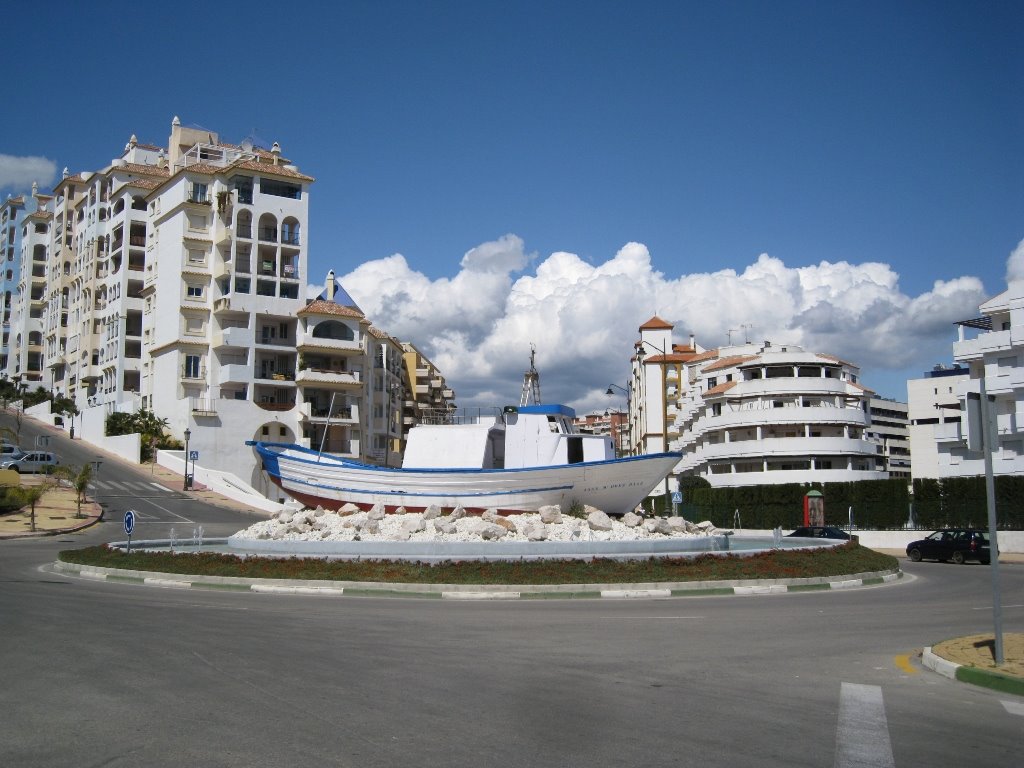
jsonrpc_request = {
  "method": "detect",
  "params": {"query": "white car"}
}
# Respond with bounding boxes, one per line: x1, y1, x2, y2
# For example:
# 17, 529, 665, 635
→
2, 451, 59, 473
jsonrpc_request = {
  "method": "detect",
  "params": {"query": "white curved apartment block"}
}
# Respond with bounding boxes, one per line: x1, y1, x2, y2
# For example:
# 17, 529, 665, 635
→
630, 318, 889, 488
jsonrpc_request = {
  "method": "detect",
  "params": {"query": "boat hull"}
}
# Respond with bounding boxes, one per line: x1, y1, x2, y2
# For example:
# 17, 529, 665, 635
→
250, 442, 681, 515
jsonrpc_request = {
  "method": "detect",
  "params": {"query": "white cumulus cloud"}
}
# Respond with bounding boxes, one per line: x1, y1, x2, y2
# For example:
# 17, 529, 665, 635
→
339, 237, 990, 409
0, 154, 57, 192
1006, 238, 1024, 286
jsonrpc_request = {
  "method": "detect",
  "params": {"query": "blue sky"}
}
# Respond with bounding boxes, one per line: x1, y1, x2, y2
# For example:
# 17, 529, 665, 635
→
2, 1, 1021, 407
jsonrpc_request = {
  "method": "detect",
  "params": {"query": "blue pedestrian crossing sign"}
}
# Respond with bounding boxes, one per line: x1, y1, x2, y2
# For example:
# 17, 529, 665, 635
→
124, 510, 136, 535
189, 451, 199, 461
671, 491, 683, 505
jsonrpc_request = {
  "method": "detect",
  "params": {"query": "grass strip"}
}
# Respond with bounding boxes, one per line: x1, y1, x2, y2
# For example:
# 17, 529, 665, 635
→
58, 542, 898, 586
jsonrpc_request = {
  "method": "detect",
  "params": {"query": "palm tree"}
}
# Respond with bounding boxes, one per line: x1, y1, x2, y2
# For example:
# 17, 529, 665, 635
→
14, 481, 54, 533
54, 463, 93, 518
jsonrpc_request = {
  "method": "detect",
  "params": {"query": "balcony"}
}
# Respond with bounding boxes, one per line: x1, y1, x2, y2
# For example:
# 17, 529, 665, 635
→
300, 402, 359, 423
257, 334, 293, 347
724, 377, 851, 399
190, 398, 218, 416
297, 336, 361, 353
217, 364, 253, 385
953, 328, 1016, 362
705, 467, 889, 487
258, 227, 278, 242
257, 400, 295, 412
699, 436, 878, 461
212, 326, 254, 348
296, 368, 361, 387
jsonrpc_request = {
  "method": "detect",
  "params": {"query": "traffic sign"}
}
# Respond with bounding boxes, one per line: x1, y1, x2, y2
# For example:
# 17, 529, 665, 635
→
189, 451, 199, 461
124, 510, 136, 535
671, 491, 683, 505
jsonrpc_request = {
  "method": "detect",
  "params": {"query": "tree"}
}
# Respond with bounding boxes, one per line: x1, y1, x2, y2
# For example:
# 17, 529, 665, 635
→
54, 463, 93, 518
106, 408, 171, 462
13, 481, 55, 533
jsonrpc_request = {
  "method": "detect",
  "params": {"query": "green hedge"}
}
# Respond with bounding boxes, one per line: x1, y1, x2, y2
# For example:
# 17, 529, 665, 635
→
679, 479, 911, 529
912, 475, 1024, 530
670, 476, 1021, 530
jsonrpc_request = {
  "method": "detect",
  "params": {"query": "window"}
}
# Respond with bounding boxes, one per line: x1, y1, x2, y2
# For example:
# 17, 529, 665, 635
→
185, 316, 204, 335
187, 249, 206, 265
259, 179, 301, 199
184, 354, 201, 378
187, 213, 208, 232
190, 183, 208, 203
186, 284, 204, 299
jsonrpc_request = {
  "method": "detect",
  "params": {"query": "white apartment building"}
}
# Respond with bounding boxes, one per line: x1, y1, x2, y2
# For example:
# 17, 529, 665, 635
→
866, 395, 911, 479
2, 117, 458, 501
401, 342, 457, 430
2, 188, 50, 382
629, 316, 888, 488
907, 364, 969, 478
933, 283, 1024, 476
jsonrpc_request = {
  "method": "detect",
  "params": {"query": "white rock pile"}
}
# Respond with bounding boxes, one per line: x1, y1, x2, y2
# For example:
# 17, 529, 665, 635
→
233, 503, 732, 544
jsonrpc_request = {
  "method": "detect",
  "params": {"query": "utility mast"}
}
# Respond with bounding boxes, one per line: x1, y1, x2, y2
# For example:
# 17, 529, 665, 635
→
520, 345, 542, 406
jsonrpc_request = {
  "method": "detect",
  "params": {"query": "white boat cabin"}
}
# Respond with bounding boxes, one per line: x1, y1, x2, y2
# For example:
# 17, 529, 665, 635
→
402, 404, 616, 470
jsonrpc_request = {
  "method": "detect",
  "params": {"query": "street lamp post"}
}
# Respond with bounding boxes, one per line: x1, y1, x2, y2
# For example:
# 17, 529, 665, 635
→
605, 383, 631, 456
635, 339, 672, 505
183, 428, 191, 490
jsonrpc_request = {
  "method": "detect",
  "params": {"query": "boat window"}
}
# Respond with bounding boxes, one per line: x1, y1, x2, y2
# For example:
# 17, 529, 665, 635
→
547, 416, 560, 433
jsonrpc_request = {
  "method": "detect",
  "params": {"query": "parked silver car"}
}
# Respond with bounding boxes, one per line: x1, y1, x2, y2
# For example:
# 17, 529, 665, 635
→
2, 451, 59, 473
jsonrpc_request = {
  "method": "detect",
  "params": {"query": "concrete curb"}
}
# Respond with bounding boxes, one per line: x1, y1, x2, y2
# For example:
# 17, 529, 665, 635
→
51, 559, 903, 600
922, 646, 1024, 697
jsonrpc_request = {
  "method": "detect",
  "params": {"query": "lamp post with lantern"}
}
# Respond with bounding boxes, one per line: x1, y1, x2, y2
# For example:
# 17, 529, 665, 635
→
183, 428, 192, 490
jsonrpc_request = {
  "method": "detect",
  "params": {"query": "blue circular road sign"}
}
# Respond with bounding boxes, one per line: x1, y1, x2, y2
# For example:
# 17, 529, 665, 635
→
124, 510, 136, 535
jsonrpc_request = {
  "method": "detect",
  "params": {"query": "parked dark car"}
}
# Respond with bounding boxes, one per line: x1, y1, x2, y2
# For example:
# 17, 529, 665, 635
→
786, 526, 851, 540
906, 529, 991, 564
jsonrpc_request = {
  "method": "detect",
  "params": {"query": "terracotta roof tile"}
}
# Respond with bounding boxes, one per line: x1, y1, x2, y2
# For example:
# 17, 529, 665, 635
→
298, 300, 365, 319
113, 162, 169, 177
122, 178, 161, 190
639, 315, 673, 330
227, 158, 314, 182
704, 380, 738, 397
702, 354, 758, 373
688, 349, 721, 364
818, 352, 857, 368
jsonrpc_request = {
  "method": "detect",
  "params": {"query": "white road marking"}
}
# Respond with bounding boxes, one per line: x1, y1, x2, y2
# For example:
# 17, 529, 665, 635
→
138, 495, 193, 522
834, 683, 895, 768
1003, 699, 1024, 717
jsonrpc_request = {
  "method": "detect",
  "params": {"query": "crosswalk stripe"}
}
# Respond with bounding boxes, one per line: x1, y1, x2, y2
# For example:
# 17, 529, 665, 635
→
1003, 699, 1024, 717
835, 683, 895, 768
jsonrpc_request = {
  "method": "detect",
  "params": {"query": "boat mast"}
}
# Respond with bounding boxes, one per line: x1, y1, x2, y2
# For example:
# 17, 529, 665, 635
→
520, 344, 542, 406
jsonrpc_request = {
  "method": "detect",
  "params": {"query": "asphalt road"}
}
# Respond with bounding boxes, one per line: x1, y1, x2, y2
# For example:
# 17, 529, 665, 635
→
1, 416, 1022, 767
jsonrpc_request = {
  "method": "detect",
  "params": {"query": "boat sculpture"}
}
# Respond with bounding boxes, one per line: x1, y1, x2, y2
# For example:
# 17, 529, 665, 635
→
249, 403, 680, 515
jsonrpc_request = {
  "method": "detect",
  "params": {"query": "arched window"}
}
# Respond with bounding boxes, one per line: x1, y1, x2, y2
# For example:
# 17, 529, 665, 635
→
311, 320, 354, 341
257, 213, 278, 242
236, 210, 253, 239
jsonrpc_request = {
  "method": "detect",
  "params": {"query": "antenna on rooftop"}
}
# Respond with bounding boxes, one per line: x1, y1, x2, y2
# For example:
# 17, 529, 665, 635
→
520, 344, 542, 406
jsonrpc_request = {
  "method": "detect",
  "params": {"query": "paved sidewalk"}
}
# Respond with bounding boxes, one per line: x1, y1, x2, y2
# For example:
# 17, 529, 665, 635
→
0, 475, 102, 539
